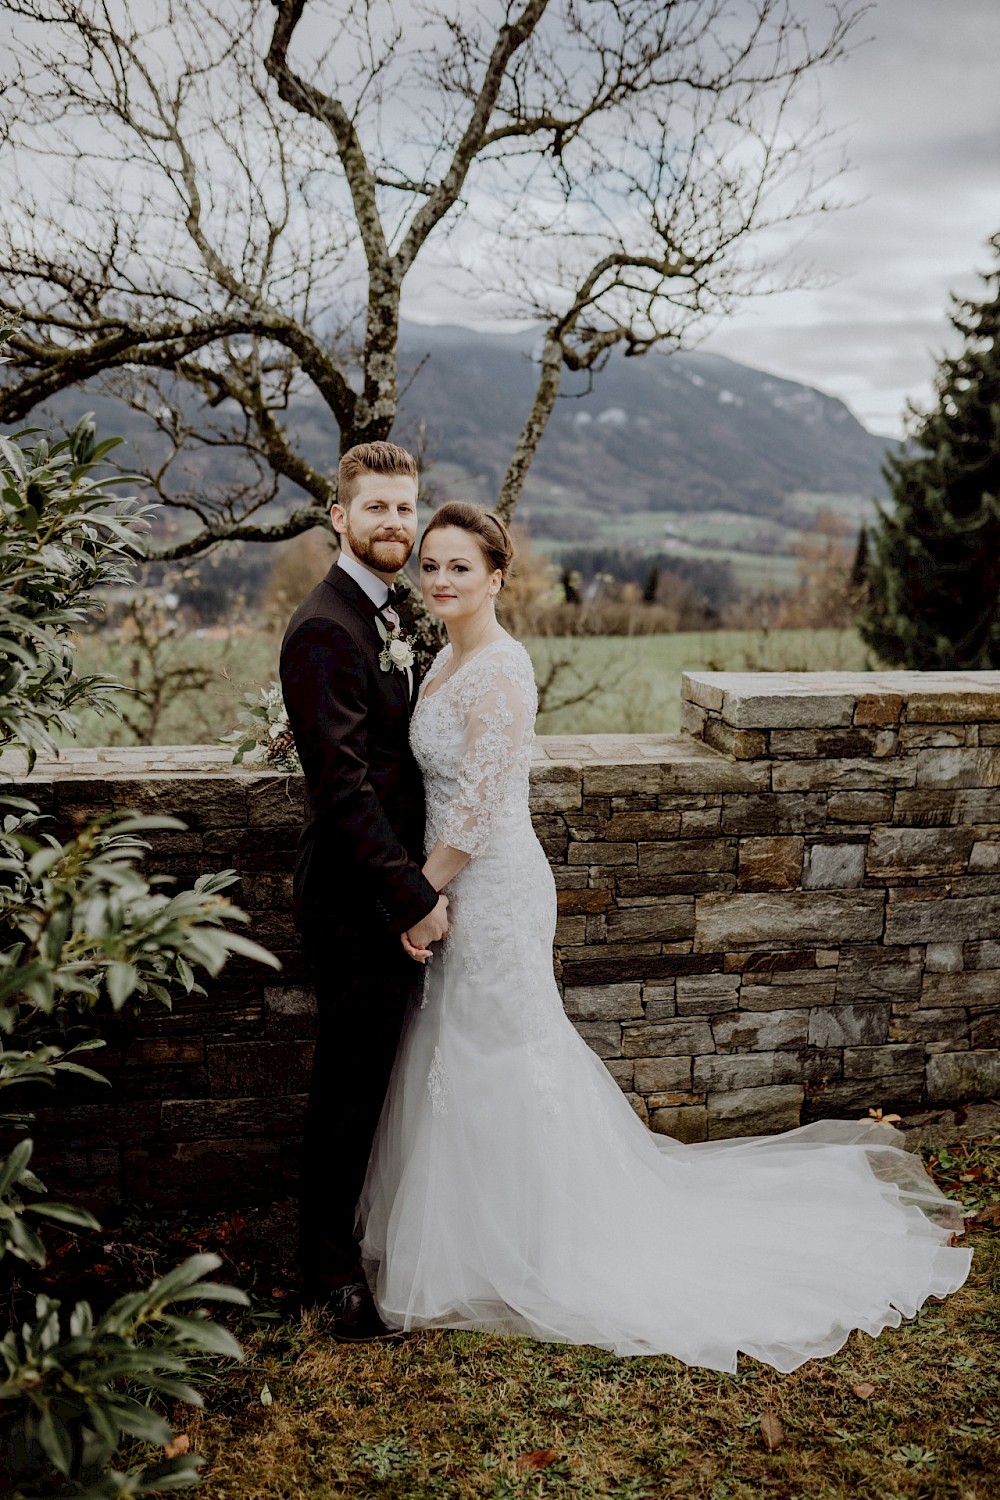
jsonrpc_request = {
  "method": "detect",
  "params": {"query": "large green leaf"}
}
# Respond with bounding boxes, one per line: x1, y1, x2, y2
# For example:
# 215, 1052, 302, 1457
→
26, 1201, 102, 1230
0, 1136, 32, 1194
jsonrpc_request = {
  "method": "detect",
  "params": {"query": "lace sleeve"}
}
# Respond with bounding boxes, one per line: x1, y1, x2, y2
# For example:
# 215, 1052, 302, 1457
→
440, 645, 536, 858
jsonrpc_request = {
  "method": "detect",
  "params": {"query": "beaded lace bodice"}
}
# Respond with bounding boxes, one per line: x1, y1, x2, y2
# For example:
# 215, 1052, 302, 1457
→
409, 636, 537, 858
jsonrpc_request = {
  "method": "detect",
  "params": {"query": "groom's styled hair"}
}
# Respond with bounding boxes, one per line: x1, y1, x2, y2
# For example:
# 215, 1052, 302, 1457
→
337, 440, 418, 508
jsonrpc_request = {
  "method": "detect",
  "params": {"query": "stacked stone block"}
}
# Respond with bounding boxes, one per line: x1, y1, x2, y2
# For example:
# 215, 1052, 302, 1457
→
6, 669, 1000, 1208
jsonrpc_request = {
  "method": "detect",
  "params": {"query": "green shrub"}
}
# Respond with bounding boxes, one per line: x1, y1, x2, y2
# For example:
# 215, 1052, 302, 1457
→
0, 319, 277, 1496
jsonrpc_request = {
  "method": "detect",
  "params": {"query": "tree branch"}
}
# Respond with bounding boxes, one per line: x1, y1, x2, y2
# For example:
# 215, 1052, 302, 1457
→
142, 502, 331, 561
0, 304, 357, 434
394, 0, 551, 275
264, 0, 389, 277
496, 331, 563, 525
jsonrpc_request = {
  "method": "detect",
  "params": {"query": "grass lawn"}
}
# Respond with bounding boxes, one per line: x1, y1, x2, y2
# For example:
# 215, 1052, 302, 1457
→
67, 627, 871, 745
106, 1119, 998, 1500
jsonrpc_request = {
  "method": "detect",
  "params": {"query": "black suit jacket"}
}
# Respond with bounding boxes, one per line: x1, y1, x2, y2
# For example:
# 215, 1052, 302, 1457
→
280, 563, 438, 939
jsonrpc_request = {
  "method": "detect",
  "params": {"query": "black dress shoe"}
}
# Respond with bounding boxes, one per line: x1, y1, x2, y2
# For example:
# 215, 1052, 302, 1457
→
302, 1278, 407, 1342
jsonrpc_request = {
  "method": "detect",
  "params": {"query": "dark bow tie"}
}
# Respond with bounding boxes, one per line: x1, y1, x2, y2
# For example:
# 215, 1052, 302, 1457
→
383, 583, 410, 611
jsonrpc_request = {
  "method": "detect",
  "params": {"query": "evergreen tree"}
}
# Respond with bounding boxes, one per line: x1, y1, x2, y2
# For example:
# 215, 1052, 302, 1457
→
860, 234, 1000, 667
850, 525, 868, 588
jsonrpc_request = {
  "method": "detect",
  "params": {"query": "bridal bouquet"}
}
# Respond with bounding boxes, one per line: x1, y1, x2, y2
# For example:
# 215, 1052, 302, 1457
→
222, 682, 301, 773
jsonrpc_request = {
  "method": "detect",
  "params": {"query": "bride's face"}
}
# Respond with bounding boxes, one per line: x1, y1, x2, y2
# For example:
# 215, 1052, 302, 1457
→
419, 525, 501, 622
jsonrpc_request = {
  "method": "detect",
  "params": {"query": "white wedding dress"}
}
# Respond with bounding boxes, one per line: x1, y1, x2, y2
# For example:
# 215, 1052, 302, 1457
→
359, 635, 972, 1372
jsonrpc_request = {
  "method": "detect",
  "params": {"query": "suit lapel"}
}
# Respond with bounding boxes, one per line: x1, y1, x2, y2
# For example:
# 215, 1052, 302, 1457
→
323, 564, 410, 711
324, 560, 379, 624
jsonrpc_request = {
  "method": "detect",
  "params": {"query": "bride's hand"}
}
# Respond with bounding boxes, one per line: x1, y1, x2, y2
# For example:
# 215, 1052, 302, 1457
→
401, 931, 432, 963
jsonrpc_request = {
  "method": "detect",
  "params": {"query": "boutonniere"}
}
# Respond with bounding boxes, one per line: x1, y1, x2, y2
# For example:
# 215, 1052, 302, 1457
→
375, 615, 415, 673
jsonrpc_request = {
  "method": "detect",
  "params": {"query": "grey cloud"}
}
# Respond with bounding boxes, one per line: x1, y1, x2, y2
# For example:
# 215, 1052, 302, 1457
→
698, 0, 1000, 433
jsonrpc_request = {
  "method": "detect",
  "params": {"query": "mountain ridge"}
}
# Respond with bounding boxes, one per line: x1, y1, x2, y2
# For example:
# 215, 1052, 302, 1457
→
393, 322, 895, 548
17, 322, 896, 584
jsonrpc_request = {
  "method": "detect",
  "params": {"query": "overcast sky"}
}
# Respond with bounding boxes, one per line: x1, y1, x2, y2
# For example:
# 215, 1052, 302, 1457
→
405, 0, 1000, 438
699, 0, 1000, 435
5, 0, 995, 439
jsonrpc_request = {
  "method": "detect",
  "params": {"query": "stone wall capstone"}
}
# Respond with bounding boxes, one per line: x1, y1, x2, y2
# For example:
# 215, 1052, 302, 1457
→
6, 669, 1000, 1209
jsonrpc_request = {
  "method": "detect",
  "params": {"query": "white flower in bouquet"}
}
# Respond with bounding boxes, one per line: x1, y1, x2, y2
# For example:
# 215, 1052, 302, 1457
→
222, 682, 301, 773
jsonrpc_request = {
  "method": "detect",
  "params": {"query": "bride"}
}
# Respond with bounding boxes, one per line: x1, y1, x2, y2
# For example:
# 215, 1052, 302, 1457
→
359, 501, 972, 1373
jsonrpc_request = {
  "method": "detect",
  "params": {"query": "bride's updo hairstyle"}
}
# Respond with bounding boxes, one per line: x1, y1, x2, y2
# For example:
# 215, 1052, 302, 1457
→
420, 501, 515, 588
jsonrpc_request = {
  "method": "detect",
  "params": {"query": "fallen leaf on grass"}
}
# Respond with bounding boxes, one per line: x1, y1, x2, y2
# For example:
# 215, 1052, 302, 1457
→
213, 1213, 247, 1243
163, 1433, 190, 1459
516, 1449, 560, 1471
759, 1412, 784, 1451
974, 1204, 1000, 1230
852, 1383, 876, 1400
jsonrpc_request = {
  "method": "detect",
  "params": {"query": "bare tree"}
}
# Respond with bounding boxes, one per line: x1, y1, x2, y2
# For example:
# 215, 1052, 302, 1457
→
0, 0, 865, 559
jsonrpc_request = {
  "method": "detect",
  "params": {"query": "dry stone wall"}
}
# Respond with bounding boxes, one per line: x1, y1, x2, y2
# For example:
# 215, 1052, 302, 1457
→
7, 669, 1000, 1209
551, 669, 1000, 1146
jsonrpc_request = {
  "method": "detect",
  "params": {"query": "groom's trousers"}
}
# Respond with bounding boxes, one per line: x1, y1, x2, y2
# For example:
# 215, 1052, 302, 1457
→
297, 922, 422, 1291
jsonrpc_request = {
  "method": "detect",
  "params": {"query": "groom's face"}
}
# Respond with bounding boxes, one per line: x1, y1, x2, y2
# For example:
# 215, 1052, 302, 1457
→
332, 471, 418, 579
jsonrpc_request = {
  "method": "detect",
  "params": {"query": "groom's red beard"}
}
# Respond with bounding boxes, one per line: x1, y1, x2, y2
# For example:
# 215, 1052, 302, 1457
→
345, 525, 413, 573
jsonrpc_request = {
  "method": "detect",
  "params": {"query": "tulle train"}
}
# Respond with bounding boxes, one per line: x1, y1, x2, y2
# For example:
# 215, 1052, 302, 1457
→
360, 955, 971, 1373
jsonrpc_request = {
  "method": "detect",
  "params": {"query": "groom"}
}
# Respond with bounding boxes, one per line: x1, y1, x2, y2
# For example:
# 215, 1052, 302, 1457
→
280, 440, 448, 1339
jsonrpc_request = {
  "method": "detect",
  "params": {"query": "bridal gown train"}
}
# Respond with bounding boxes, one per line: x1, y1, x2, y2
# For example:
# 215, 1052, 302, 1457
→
359, 636, 972, 1372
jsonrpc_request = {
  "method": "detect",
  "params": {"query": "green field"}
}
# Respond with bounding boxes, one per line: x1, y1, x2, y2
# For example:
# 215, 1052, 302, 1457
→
528, 628, 870, 735
525, 485, 872, 593
66, 626, 871, 748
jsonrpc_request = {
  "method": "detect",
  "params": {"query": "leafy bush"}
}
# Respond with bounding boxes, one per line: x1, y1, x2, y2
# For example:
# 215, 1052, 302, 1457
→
0, 413, 141, 764
1, 320, 278, 1495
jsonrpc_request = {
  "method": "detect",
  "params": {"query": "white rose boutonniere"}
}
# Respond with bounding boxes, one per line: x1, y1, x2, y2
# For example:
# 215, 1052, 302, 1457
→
376, 615, 415, 673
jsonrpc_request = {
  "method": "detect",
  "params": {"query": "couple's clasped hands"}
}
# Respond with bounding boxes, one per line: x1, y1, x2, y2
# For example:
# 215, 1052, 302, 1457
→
400, 843, 469, 962
401, 893, 449, 963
